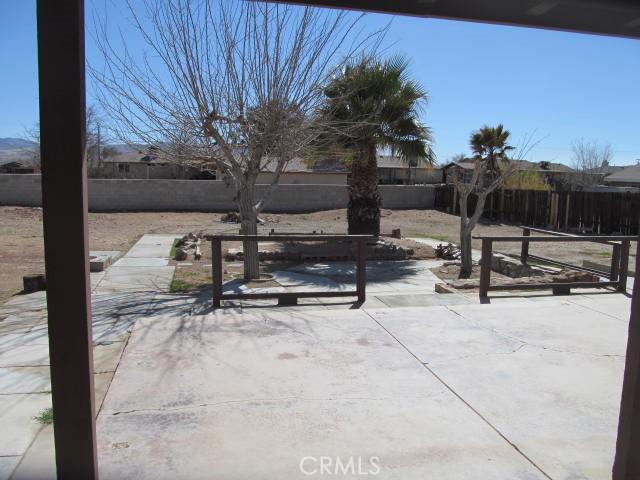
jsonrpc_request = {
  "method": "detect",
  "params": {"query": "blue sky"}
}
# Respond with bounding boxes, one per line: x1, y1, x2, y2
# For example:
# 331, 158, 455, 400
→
1, 1, 639, 165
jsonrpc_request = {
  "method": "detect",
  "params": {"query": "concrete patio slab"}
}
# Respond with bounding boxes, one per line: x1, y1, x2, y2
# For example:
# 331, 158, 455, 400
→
368, 305, 522, 364
375, 292, 473, 308
447, 301, 628, 356
98, 311, 547, 479
94, 341, 127, 374
0, 393, 51, 457
371, 301, 627, 479
98, 393, 546, 480
429, 343, 623, 480
10, 425, 55, 480
0, 366, 50, 394
112, 257, 170, 267
0, 344, 49, 367
0, 330, 49, 350
566, 293, 633, 323
0, 456, 21, 480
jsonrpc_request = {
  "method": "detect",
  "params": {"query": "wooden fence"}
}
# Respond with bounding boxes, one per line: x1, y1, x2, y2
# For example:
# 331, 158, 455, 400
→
434, 185, 640, 235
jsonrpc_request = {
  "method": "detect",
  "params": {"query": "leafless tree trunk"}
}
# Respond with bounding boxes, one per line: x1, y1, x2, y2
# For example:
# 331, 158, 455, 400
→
452, 160, 509, 277
91, 0, 381, 279
450, 131, 538, 277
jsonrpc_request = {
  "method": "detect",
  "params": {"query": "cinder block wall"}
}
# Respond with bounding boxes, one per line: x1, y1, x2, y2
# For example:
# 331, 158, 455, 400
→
0, 175, 436, 212
0, 174, 43, 205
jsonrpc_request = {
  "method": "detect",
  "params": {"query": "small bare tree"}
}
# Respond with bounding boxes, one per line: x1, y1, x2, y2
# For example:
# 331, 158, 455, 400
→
22, 123, 41, 169
91, 0, 380, 279
570, 139, 613, 187
22, 105, 103, 171
449, 125, 539, 278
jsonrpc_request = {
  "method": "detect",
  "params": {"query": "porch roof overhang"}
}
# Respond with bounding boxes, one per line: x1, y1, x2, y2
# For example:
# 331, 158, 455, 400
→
275, 0, 640, 39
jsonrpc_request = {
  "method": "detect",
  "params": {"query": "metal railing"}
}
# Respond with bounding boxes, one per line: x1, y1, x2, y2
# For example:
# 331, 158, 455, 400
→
474, 232, 638, 298
206, 234, 373, 307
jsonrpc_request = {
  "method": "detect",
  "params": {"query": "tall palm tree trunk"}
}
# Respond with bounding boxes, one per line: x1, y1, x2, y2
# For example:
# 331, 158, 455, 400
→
348, 145, 381, 235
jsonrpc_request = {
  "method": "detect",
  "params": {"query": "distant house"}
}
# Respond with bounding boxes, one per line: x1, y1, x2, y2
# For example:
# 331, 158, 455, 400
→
94, 150, 444, 185
604, 164, 640, 187
442, 158, 574, 186
376, 155, 443, 185
94, 151, 208, 179
96, 152, 347, 184
257, 157, 348, 185
0, 161, 37, 174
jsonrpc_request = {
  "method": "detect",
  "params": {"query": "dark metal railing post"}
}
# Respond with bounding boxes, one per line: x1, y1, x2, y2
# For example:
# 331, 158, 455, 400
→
613, 239, 640, 479
611, 243, 621, 282
521, 227, 530, 264
479, 239, 493, 298
212, 239, 222, 308
618, 240, 630, 293
356, 238, 366, 302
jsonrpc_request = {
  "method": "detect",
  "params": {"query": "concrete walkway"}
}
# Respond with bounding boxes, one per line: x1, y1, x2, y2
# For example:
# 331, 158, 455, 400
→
0, 234, 179, 480
96, 292, 630, 479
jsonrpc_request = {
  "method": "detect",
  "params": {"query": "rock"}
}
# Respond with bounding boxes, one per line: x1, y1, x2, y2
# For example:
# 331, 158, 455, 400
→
435, 283, 455, 294
447, 279, 479, 289
490, 255, 544, 278
174, 247, 188, 261
435, 243, 461, 260
221, 212, 240, 223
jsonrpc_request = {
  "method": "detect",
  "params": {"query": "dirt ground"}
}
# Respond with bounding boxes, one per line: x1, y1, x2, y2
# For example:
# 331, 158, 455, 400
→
0, 206, 634, 303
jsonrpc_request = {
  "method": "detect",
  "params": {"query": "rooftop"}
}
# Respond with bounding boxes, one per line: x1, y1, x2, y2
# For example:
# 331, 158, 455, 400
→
605, 164, 640, 184
444, 158, 574, 173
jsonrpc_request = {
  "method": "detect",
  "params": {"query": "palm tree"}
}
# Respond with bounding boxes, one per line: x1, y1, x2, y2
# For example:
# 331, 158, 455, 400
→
319, 56, 434, 235
470, 124, 513, 171
456, 124, 514, 277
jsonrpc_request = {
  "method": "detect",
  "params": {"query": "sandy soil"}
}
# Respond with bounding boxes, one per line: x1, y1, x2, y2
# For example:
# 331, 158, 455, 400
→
0, 206, 634, 303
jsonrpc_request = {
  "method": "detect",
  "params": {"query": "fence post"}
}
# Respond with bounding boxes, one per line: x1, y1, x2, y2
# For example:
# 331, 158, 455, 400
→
618, 240, 630, 294
356, 238, 366, 303
212, 238, 222, 307
611, 243, 621, 282
521, 227, 530, 264
479, 239, 492, 298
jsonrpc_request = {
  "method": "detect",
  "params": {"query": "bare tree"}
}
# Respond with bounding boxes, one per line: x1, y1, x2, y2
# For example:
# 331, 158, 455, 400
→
22, 105, 103, 171
85, 106, 105, 173
91, 0, 380, 279
22, 123, 41, 169
569, 139, 613, 187
449, 126, 538, 278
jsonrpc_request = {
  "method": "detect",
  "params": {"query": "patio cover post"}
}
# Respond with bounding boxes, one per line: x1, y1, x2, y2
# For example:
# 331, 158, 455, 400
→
37, 0, 99, 478
613, 239, 640, 479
